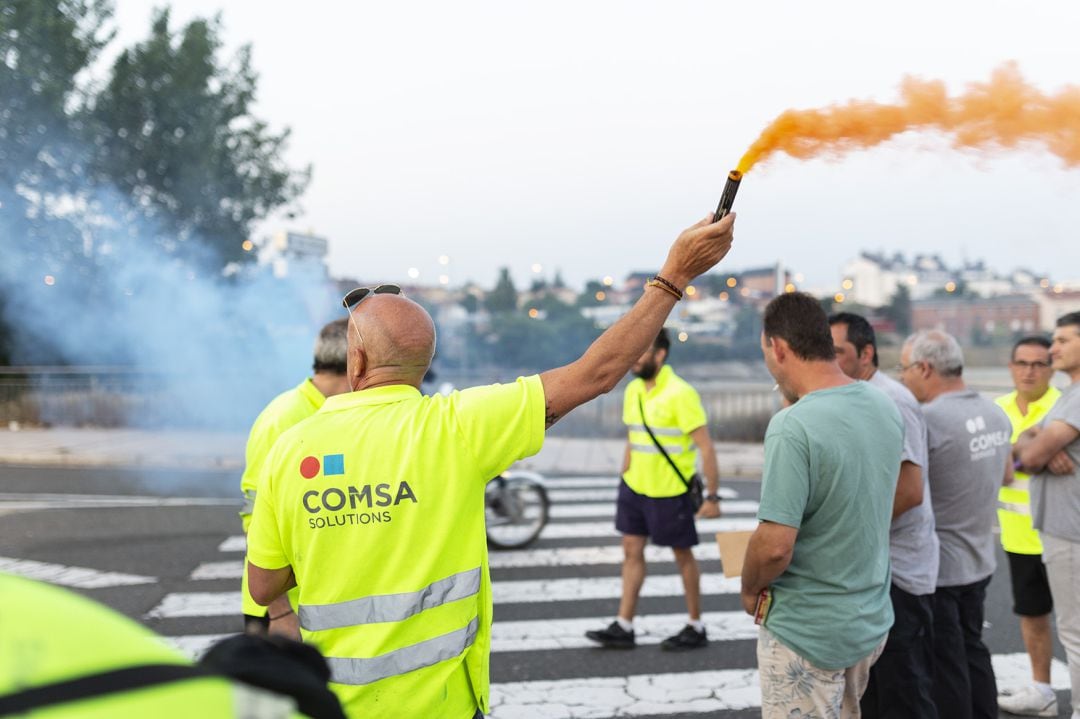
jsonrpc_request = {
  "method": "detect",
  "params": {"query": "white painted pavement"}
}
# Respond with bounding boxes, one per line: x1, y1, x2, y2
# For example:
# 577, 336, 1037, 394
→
0, 493, 239, 511
551, 500, 759, 519
539, 517, 758, 540
192, 542, 727, 579
487, 654, 1073, 718
0, 556, 157, 589
148, 573, 742, 618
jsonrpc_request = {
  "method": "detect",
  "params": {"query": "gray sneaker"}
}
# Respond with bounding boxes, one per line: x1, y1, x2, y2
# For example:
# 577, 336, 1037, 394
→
998, 685, 1058, 717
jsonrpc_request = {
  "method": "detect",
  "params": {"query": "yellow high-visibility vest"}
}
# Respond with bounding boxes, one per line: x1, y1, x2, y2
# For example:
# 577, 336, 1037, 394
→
240, 378, 324, 617
0, 574, 295, 717
622, 365, 707, 498
996, 387, 1061, 555
247, 377, 545, 718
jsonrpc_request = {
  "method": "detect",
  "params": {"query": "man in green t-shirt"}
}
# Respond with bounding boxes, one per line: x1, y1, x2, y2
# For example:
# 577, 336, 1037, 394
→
742, 293, 902, 718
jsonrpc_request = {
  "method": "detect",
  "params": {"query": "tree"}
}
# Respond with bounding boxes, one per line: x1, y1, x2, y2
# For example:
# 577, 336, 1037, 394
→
0, 0, 113, 362
884, 285, 912, 335
90, 9, 309, 266
485, 267, 518, 314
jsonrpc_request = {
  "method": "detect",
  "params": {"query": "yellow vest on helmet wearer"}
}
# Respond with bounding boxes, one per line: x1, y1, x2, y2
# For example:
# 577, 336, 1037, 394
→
622, 364, 707, 498
0, 573, 297, 718
996, 387, 1062, 555
239, 378, 324, 618
247, 377, 545, 719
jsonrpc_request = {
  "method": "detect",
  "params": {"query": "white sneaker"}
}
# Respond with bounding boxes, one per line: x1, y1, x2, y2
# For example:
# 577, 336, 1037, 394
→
998, 685, 1058, 717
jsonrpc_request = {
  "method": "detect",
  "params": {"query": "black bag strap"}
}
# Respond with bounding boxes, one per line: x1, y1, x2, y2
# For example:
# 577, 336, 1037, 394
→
637, 395, 691, 489
0, 664, 211, 716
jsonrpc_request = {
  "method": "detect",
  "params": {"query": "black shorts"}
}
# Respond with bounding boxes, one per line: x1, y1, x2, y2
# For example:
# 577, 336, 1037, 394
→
1006, 551, 1053, 617
614, 479, 698, 548
244, 612, 270, 633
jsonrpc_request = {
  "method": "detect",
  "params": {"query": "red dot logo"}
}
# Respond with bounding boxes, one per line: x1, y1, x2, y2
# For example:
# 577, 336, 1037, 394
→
299, 456, 321, 479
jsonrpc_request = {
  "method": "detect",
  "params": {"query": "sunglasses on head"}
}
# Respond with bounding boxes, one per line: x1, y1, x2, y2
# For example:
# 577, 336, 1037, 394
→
341, 284, 403, 311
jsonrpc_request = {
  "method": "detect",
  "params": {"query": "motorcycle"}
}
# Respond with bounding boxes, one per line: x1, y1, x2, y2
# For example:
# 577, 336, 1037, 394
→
485, 469, 549, 549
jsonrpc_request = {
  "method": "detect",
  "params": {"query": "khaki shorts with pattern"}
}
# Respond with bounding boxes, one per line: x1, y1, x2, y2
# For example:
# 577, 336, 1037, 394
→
757, 625, 886, 719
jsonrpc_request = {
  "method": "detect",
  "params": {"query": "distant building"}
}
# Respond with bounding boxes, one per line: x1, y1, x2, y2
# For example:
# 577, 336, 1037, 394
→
267, 231, 330, 278
1033, 290, 1080, 331
911, 295, 1040, 342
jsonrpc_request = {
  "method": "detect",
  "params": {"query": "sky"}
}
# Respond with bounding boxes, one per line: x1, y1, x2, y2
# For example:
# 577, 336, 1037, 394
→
108, 0, 1080, 293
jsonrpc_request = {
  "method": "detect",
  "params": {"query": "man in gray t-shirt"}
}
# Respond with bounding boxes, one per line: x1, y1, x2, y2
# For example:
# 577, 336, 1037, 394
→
1017, 312, 1080, 718
900, 330, 1011, 719
831, 313, 938, 719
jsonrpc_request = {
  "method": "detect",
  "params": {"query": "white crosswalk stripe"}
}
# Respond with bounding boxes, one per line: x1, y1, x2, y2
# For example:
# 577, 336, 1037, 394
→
0, 556, 157, 589
140, 476, 1065, 718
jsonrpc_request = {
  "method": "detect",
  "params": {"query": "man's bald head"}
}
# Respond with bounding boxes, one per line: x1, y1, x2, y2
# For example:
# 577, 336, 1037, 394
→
347, 294, 436, 388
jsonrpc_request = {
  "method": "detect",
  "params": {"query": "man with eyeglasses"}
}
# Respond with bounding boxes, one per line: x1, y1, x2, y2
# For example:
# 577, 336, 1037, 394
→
995, 336, 1062, 717
238, 318, 352, 639
1016, 311, 1080, 719
244, 213, 735, 718
898, 330, 1013, 719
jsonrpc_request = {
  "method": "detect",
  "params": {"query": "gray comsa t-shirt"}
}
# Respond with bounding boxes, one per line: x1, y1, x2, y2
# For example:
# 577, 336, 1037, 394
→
1031, 382, 1080, 541
923, 388, 1011, 587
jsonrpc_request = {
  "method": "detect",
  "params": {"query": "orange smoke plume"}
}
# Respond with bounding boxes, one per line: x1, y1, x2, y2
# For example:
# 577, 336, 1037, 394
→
736, 63, 1080, 174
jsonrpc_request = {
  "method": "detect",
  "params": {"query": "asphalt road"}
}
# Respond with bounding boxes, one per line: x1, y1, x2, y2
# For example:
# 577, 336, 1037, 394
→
0, 464, 1072, 718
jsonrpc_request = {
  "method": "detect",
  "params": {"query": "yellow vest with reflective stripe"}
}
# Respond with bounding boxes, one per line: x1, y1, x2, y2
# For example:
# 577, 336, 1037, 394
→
247, 377, 545, 719
0, 574, 295, 718
996, 387, 1061, 555
239, 378, 323, 617
622, 365, 707, 498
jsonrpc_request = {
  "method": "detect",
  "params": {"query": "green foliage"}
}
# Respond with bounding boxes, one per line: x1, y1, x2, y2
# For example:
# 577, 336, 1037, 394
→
485, 267, 518, 314
89, 9, 309, 266
481, 300, 602, 371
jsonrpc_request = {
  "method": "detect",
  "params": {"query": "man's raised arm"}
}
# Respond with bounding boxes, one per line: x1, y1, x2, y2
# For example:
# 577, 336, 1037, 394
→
540, 213, 735, 427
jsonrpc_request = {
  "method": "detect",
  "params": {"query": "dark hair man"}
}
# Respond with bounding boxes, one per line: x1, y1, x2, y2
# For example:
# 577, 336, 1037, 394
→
239, 318, 351, 638
995, 335, 1062, 717
246, 213, 736, 718
899, 330, 1013, 719
1016, 312, 1080, 719
745, 293, 902, 717
585, 327, 721, 652
829, 312, 939, 719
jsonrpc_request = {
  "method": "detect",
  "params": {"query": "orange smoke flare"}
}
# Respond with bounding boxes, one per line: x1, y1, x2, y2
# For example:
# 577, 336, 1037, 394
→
736, 63, 1080, 174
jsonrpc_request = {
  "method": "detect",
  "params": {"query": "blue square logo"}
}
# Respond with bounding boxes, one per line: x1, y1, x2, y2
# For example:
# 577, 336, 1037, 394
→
323, 454, 345, 476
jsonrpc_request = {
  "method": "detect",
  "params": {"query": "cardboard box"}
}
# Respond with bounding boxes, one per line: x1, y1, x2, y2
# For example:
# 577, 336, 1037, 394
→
715, 530, 753, 578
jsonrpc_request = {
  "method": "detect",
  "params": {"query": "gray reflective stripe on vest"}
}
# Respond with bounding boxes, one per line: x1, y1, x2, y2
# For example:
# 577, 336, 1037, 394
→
626, 424, 683, 437
326, 616, 479, 686
629, 442, 684, 456
240, 490, 256, 516
999, 501, 1031, 516
299, 567, 481, 631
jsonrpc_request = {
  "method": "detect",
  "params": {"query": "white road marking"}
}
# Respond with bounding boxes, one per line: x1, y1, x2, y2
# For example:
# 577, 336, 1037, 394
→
146, 591, 238, 618
0, 493, 238, 511
0, 557, 157, 589
492, 611, 755, 652
162, 634, 231, 659
191, 561, 243, 580
550, 500, 758, 519
541, 478, 739, 499
487, 654, 1071, 718
489, 543, 722, 569
218, 536, 247, 552
540, 517, 757, 540
152, 573, 740, 618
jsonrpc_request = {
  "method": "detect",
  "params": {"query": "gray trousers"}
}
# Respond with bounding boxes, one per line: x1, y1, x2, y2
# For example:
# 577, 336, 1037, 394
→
1042, 532, 1080, 716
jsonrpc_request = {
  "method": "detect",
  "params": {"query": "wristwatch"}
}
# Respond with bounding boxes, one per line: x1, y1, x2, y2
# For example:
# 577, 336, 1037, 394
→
705, 494, 721, 503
